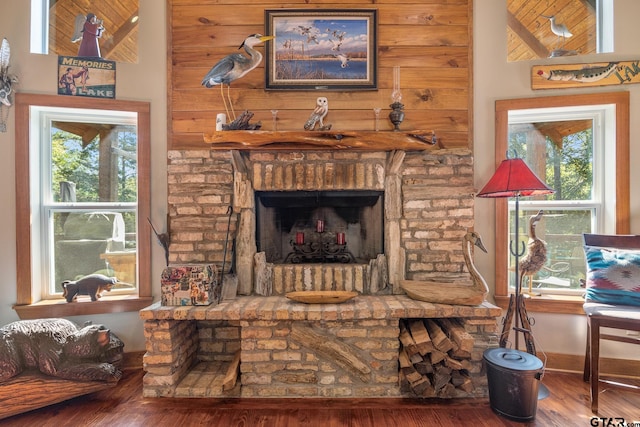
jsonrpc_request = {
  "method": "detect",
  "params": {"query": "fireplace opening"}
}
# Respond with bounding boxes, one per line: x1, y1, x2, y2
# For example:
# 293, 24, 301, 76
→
255, 190, 384, 264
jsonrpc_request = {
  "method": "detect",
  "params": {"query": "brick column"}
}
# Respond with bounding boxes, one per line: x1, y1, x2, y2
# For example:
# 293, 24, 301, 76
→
142, 319, 198, 397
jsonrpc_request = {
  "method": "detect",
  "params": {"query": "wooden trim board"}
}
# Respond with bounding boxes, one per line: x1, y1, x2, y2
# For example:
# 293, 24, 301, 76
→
532, 60, 640, 89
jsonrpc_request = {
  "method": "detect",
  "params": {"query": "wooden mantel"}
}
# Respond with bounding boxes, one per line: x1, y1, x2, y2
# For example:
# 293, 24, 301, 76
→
203, 130, 440, 151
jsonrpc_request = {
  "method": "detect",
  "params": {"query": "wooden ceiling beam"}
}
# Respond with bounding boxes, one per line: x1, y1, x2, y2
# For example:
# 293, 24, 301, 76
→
100, 9, 139, 59
507, 10, 549, 59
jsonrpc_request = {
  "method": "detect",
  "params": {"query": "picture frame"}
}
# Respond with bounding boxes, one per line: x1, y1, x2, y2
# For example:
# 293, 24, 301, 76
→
264, 9, 377, 91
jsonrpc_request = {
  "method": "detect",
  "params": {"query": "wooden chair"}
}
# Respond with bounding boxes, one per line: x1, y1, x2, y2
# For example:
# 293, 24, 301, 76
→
582, 234, 640, 413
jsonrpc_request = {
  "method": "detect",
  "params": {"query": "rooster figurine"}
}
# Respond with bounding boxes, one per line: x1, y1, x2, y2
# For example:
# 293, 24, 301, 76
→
519, 210, 547, 295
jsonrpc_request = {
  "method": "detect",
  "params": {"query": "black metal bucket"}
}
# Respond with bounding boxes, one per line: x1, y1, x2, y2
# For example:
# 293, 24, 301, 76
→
483, 348, 544, 422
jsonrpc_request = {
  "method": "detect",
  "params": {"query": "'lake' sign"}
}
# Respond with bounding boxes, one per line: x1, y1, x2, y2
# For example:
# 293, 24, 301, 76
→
58, 56, 116, 99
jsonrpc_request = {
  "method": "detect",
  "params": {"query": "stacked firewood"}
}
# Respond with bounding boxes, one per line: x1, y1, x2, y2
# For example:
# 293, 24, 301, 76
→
398, 318, 475, 398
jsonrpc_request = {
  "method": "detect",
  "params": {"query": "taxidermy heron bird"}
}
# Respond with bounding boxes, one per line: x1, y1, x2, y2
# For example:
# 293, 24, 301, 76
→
541, 15, 573, 48
201, 34, 275, 122
519, 210, 548, 295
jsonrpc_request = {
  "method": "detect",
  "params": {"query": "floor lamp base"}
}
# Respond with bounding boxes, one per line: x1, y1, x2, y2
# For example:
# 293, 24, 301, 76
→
499, 293, 537, 355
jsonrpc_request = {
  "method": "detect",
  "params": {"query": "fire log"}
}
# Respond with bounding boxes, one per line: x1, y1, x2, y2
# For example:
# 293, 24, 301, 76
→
398, 318, 476, 398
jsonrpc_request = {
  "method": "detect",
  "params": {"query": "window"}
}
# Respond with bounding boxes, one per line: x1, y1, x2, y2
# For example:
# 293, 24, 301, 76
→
37, 108, 138, 298
15, 93, 151, 318
507, 0, 614, 62
493, 92, 629, 314
30, 0, 139, 63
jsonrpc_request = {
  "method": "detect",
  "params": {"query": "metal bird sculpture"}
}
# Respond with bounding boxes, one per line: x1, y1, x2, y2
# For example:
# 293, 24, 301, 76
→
541, 14, 573, 48
147, 217, 171, 267
304, 97, 330, 131
202, 34, 275, 122
519, 210, 548, 295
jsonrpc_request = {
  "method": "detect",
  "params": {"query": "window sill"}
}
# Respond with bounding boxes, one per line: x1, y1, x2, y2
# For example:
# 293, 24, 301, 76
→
13, 295, 154, 320
494, 294, 585, 315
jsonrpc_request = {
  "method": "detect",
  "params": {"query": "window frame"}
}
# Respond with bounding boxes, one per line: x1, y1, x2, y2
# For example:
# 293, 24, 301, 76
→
492, 92, 629, 315
14, 93, 152, 319
39, 109, 139, 299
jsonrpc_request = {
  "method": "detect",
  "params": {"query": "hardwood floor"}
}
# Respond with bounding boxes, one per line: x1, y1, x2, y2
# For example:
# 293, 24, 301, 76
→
1, 368, 639, 426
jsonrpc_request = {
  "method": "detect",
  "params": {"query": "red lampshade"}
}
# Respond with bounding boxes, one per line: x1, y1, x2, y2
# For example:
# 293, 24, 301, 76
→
477, 158, 554, 198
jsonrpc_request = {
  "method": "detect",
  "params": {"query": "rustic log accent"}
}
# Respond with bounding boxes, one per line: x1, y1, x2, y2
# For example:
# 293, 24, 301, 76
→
399, 321, 420, 357
0, 372, 115, 420
289, 324, 371, 382
407, 319, 434, 355
425, 319, 454, 353
231, 149, 255, 295
222, 350, 241, 392
368, 254, 389, 294
429, 349, 446, 365
451, 370, 474, 393
399, 318, 476, 398
385, 150, 407, 293
203, 130, 438, 151
253, 252, 272, 296
398, 348, 412, 369
438, 318, 474, 354
400, 279, 485, 306
223, 111, 262, 131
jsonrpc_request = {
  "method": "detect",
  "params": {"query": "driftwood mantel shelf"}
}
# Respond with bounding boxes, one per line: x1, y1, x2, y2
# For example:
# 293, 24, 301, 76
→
203, 130, 439, 151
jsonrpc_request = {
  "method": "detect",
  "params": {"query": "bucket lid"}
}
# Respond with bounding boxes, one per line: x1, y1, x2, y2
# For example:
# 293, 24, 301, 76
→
483, 348, 543, 371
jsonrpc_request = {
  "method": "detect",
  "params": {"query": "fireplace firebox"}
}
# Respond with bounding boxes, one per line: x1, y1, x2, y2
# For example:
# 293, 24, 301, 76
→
255, 190, 384, 264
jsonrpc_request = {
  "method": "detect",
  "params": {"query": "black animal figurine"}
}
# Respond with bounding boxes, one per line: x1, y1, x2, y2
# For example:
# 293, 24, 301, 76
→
0, 318, 123, 383
62, 274, 117, 302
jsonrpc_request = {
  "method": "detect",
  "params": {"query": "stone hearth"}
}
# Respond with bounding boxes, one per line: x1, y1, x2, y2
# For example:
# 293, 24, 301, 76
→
140, 296, 501, 398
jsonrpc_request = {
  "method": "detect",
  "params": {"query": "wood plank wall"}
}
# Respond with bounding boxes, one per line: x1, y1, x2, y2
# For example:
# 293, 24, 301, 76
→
168, 0, 472, 150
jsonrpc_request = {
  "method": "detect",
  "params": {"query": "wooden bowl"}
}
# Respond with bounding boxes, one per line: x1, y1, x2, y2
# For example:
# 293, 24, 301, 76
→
285, 291, 358, 304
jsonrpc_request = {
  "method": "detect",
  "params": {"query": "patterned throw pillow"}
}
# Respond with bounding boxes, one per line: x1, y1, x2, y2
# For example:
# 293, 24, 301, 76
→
583, 245, 640, 306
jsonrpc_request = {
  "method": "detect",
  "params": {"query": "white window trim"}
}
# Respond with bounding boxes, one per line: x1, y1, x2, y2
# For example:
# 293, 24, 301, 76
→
31, 106, 138, 299
507, 103, 617, 295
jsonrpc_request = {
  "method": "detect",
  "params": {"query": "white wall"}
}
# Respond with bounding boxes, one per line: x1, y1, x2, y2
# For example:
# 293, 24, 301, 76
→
474, 0, 640, 359
0, 0, 167, 351
1, 0, 638, 359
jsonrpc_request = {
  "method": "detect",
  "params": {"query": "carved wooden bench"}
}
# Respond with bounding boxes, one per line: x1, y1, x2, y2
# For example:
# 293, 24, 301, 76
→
0, 372, 116, 420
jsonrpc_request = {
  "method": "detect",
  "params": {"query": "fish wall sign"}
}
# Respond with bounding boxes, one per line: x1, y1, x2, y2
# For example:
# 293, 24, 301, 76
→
531, 60, 640, 90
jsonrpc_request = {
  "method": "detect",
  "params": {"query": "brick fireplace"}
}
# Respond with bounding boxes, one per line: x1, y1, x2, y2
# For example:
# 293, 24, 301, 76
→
145, 147, 500, 399
166, 148, 476, 294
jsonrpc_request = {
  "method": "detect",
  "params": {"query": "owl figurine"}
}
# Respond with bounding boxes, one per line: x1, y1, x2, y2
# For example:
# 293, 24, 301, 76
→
304, 97, 331, 131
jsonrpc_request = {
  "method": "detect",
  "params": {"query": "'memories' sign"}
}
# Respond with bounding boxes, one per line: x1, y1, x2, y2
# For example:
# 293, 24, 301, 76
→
57, 56, 115, 99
